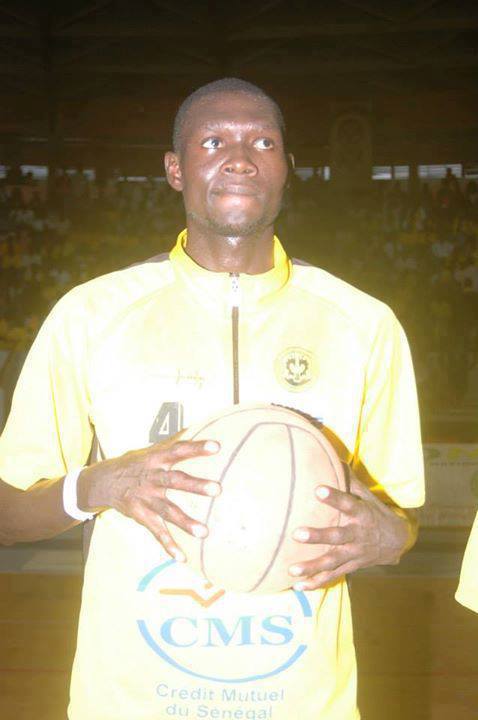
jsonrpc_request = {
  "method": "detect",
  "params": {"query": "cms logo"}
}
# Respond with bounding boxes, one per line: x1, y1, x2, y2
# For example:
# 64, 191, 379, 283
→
136, 560, 312, 683
159, 614, 293, 648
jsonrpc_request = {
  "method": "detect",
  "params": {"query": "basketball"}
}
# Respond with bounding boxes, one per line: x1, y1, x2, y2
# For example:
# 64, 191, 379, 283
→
167, 403, 347, 593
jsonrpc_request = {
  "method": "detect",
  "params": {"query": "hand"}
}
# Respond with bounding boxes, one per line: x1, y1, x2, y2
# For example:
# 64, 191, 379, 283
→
289, 473, 415, 591
78, 437, 221, 561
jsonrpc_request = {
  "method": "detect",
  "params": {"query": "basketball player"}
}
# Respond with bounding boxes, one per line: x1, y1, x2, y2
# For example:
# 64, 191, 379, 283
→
0, 79, 424, 719
456, 513, 478, 612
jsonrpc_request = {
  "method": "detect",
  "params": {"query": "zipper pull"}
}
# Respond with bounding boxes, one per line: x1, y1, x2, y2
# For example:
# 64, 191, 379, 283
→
230, 272, 241, 307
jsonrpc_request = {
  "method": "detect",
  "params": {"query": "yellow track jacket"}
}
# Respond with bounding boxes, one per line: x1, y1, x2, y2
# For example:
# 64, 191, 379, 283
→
0, 231, 425, 720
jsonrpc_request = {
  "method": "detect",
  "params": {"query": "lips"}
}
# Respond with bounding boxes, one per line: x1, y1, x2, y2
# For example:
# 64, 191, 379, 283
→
212, 183, 260, 197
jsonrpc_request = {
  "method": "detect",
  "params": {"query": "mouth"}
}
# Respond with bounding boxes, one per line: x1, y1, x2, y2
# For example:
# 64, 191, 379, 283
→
212, 183, 260, 197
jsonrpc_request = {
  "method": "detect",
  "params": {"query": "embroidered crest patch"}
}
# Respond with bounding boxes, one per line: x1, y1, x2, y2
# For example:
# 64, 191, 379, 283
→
275, 347, 317, 392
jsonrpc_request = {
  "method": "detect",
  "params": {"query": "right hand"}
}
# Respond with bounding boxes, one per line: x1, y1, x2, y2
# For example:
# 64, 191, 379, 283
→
78, 437, 221, 561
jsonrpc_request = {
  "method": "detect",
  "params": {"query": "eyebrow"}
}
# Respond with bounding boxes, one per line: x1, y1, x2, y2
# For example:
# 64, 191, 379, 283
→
201, 121, 280, 133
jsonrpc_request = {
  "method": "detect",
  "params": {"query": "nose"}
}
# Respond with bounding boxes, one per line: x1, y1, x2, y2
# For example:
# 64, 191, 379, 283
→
222, 143, 257, 176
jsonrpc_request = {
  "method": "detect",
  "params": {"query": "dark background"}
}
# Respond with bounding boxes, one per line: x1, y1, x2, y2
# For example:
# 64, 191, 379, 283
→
0, 6, 478, 718
1, 1, 478, 437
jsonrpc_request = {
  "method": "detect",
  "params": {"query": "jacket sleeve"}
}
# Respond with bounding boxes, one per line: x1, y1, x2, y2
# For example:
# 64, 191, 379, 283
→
0, 290, 94, 489
352, 308, 425, 508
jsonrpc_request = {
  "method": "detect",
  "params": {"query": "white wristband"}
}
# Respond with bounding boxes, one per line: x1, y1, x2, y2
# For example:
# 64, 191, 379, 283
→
63, 467, 95, 522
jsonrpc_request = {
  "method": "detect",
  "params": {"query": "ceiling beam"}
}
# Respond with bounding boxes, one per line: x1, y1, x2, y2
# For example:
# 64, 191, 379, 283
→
55, 38, 120, 68
234, 0, 287, 31
150, 0, 206, 26
3, 49, 478, 77
59, 75, 117, 100
0, 16, 450, 39
339, 0, 398, 24
231, 17, 478, 40
54, 1, 116, 31
175, 46, 216, 66
232, 40, 289, 69
55, 22, 199, 38
61, 63, 212, 76
404, 0, 445, 22
0, 3, 37, 28
238, 53, 478, 75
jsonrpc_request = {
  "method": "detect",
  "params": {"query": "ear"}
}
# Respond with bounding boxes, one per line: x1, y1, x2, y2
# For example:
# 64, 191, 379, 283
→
285, 152, 295, 188
164, 151, 183, 192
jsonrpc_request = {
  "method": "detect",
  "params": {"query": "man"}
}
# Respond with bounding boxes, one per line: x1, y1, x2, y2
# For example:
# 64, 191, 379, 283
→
0, 78, 424, 719
456, 514, 478, 613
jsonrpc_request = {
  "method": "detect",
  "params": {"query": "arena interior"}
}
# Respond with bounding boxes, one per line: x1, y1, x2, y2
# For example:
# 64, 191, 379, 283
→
0, 1, 478, 718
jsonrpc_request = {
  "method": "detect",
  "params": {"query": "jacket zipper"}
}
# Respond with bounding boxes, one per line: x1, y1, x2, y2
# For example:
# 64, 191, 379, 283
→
230, 273, 240, 404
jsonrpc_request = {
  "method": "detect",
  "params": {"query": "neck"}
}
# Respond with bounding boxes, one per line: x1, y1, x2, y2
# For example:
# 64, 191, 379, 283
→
184, 225, 275, 274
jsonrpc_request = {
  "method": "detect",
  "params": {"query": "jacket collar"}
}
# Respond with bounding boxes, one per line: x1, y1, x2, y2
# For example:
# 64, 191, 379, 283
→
169, 229, 291, 315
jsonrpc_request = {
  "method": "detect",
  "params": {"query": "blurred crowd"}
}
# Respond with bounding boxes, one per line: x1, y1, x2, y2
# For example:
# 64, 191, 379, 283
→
1, 165, 477, 414
0, 168, 184, 347
284, 169, 478, 412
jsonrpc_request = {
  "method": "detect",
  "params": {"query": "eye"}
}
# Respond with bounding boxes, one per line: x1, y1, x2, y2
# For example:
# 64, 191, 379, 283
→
254, 137, 274, 150
202, 137, 222, 150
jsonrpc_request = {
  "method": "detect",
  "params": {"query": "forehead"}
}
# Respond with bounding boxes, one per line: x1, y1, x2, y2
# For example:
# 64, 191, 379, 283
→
181, 92, 282, 140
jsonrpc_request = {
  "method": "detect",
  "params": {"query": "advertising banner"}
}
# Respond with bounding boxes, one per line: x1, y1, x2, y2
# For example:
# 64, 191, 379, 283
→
420, 444, 478, 527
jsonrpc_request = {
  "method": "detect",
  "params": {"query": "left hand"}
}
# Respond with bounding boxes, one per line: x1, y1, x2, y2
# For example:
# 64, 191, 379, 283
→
289, 473, 415, 591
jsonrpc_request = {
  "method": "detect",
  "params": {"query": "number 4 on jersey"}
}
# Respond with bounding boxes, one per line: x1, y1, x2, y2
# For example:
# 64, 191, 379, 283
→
149, 402, 184, 442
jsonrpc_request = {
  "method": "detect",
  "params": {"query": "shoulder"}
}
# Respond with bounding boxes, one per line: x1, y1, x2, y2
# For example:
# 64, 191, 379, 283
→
290, 259, 398, 345
38, 254, 174, 342
52, 253, 172, 315
71, 253, 171, 303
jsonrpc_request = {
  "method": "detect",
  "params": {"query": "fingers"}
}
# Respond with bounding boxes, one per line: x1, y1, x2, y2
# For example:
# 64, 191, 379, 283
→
292, 525, 354, 545
105, 439, 223, 561
314, 485, 361, 515
154, 522, 186, 563
154, 497, 209, 539
123, 493, 209, 555
347, 475, 381, 505
132, 504, 186, 562
134, 495, 210, 560
158, 439, 220, 465
286, 476, 404, 591
292, 558, 363, 592
155, 469, 221, 498
289, 545, 350, 578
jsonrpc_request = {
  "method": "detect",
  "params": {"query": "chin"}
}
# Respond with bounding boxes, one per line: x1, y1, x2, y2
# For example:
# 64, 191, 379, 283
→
214, 221, 264, 237
187, 212, 262, 237
188, 208, 279, 237
210, 210, 274, 237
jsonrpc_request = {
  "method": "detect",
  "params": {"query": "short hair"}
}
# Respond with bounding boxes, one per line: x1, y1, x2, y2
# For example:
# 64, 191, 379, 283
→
172, 77, 286, 153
